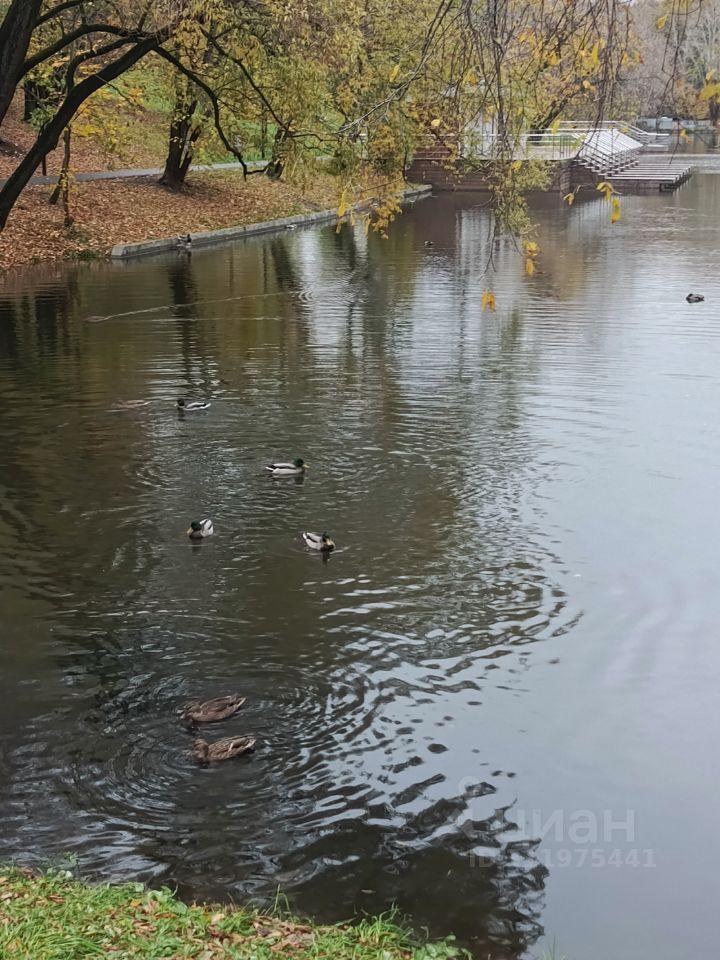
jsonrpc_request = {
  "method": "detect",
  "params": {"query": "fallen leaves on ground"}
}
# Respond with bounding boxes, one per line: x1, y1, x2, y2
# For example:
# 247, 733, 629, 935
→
0, 170, 341, 272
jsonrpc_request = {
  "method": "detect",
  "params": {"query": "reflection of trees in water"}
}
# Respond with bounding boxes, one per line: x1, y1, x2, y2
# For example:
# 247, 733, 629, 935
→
282, 796, 547, 958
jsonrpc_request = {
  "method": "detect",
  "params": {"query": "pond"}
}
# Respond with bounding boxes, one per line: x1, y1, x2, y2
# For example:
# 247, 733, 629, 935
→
1, 165, 720, 959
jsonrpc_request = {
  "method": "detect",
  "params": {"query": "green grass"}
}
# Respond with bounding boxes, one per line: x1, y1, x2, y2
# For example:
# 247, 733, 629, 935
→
0, 867, 468, 960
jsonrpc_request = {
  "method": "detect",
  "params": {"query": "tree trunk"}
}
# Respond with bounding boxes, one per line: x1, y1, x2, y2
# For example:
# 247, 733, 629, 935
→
710, 95, 720, 127
266, 128, 287, 179
159, 80, 201, 190
260, 105, 268, 159
0, 37, 160, 232
0, 0, 43, 127
49, 126, 73, 228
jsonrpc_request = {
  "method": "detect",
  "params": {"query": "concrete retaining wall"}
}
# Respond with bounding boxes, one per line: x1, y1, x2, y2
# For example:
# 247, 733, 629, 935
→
110, 185, 432, 260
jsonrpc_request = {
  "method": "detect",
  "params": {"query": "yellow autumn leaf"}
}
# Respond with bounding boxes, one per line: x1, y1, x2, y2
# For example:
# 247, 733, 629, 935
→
550, 117, 562, 134
481, 290, 496, 312
611, 196, 620, 224
389, 64, 400, 82
547, 50, 561, 66
596, 180, 614, 197
706, 69, 716, 83
525, 258, 536, 276
563, 191, 575, 206
590, 41, 600, 67
525, 241, 539, 256
656, 14, 668, 29
430, 118, 442, 128
699, 82, 720, 101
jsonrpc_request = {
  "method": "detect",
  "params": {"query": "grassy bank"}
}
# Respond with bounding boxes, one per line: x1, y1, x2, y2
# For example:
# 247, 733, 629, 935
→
0, 868, 467, 960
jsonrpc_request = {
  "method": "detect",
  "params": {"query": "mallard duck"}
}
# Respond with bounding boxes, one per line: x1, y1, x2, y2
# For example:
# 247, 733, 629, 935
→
191, 736, 256, 764
686, 293, 705, 303
182, 694, 246, 729
177, 398, 211, 411
187, 519, 214, 539
302, 531, 335, 552
266, 458, 307, 477
177, 234, 192, 252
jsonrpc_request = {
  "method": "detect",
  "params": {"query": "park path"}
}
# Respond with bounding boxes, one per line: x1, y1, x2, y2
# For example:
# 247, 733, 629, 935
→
0, 159, 264, 188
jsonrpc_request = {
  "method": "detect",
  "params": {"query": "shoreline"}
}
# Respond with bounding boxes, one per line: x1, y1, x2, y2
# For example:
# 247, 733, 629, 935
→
110, 185, 433, 260
0, 867, 466, 959
0, 169, 429, 275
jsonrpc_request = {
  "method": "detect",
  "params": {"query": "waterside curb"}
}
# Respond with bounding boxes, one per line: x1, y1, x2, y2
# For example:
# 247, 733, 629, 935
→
109, 185, 433, 260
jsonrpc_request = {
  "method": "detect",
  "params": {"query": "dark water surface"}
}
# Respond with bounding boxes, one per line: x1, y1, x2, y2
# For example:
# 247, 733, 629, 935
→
2, 168, 720, 959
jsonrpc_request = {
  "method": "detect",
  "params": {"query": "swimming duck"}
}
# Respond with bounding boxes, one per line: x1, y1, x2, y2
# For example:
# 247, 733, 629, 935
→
182, 694, 246, 729
187, 519, 214, 539
177, 398, 211, 411
266, 458, 307, 477
686, 293, 705, 303
302, 531, 335, 552
177, 234, 192, 252
191, 736, 256, 764
424, 240, 435, 247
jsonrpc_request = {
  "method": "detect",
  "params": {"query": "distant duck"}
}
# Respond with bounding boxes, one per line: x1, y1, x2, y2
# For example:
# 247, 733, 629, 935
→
266, 458, 307, 477
187, 519, 214, 539
424, 240, 435, 247
177, 398, 211, 411
191, 736, 256, 764
302, 531, 335, 552
686, 293, 705, 303
177, 234, 192, 252
182, 694, 246, 730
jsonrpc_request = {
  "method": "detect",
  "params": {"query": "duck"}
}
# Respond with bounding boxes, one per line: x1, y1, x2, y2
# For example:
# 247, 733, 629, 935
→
182, 694, 246, 730
302, 531, 335, 552
686, 293, 705, 303
266, 458, 307, 477
177, 398, 211, 411
191, 736, 256, 764
187, 519, 214, 539
177, 234, 192, 252
424, 240, 435, 247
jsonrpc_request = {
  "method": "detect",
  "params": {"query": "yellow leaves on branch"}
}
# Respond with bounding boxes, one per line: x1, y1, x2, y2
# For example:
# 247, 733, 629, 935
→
524, 240, 539, 276
656, 14, 668, 29
699, 81, 720, 101
563, 191, 576, 206
596, 182, 620, 224
388, 64, 400, 83
481, 290, 496, 312
430, 118, 442, 128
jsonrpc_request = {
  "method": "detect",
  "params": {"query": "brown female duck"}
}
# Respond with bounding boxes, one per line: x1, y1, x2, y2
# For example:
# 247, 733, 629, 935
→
181, 694, 246, 730
191, 736, 256, 764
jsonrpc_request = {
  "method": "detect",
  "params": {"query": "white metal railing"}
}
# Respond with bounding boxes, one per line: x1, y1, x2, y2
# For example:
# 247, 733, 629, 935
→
461, 121, 646, 175
559, 120, 669, 144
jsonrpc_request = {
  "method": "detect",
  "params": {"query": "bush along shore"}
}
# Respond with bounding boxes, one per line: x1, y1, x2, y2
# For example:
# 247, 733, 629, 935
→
0, 867, 468, 960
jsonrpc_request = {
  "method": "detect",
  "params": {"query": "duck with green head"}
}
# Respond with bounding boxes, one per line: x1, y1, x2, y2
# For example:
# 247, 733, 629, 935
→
187, 519, 214, 539
302, 531, 335, 552
266, 458, 307, 477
